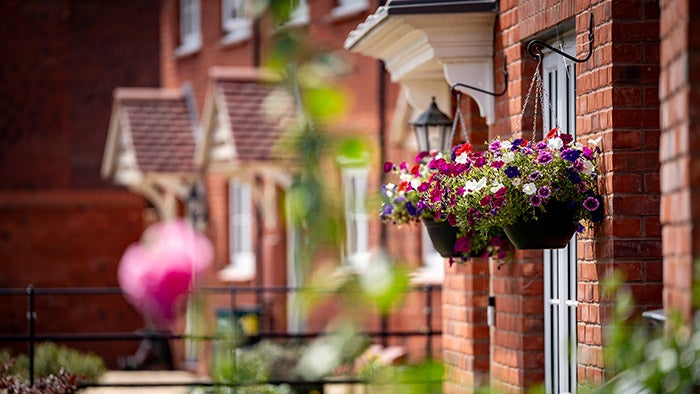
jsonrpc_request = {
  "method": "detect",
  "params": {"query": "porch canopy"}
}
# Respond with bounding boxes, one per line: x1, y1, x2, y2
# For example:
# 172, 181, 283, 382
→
344, 0, 499, 125
101, 87, 200, 219
196, 66, 297, 183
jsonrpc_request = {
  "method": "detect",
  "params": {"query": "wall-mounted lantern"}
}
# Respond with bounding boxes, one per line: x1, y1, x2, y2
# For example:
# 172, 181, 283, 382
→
410, 97, 453, 152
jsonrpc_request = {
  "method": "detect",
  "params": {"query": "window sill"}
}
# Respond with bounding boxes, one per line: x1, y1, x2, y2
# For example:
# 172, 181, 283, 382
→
217, 265, 255, 283
174, 42, 202, 58
221, 28, 252, 47
410, 267, 444, 285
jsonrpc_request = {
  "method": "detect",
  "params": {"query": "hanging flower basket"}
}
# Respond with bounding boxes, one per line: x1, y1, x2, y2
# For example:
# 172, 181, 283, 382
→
422, 218, 460, 258
502, 200, 578, 249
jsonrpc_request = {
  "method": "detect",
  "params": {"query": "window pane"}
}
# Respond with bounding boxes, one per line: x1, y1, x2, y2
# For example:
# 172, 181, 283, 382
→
229, 181, 253, 261
341, 167, 369, 264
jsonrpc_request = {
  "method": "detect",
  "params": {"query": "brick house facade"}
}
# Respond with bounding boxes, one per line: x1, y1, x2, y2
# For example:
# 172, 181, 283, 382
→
0, 0, 160, 366
153, 0, 442, 370
343, 0, 697, 392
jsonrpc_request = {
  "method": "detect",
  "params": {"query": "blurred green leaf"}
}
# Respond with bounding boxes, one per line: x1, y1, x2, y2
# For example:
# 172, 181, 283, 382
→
304, 87, 347, 122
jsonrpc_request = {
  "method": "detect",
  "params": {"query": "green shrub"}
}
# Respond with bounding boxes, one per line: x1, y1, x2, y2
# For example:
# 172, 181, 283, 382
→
0, 343, 105, 384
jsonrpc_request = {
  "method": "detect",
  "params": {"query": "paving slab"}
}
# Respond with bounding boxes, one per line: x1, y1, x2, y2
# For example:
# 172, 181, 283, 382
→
80, 370, 204, 394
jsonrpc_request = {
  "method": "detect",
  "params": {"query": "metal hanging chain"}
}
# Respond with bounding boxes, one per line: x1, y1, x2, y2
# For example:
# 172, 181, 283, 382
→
512, 55, 543, 139
451, 92, 470, 144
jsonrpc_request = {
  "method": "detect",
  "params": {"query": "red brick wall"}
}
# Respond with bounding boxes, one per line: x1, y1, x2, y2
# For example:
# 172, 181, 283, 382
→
659, 0, 700, 322
443, 259, 490, 393
0, 0, 159, 367
484, 0, 663, 391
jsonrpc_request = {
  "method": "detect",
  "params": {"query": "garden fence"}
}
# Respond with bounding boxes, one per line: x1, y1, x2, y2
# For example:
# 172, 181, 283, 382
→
0, 284, 442, 391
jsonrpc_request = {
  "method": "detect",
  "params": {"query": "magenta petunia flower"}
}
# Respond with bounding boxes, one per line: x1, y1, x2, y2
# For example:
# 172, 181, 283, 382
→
583, 196, 600, 211
383, 161, 393, 173
490, 160, 505, 169
454, 235, 471, 253
530, 195, 542, 207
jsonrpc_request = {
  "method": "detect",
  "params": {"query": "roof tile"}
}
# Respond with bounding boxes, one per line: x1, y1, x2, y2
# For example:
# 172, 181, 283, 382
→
117, 90, 198, 173
212, 69, 297, 163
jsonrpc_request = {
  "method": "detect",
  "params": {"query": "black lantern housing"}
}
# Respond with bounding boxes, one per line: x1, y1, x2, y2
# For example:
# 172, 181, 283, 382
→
410, 97, 453, 152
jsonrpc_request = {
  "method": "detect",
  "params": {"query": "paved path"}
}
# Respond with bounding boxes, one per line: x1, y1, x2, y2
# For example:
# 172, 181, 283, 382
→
80, 370, 204, 394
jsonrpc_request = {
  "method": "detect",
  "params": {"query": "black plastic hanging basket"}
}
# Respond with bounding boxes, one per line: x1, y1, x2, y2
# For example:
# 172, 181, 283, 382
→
502, 200, 578, 250
422, 218, 461, 258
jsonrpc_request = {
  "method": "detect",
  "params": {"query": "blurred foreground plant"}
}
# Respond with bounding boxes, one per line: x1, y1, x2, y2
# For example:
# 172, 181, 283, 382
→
600, 271, 700, 393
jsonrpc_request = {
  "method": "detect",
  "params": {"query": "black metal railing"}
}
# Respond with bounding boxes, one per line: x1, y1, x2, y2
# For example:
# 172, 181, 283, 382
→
0, 284, 442, 390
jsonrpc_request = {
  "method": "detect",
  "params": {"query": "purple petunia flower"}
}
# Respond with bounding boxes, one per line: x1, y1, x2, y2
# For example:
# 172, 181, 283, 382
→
530, 195, 542, 207
381, 204, 394, 216
572, 160, 584, 172
538, 186, 551, 198
489, 140, 501, 152
405, 201, 417, 216
535, 141, 548, 150
505, 166, 520, 178
583, 196, 600, 211
537, 151, 553, 164
567, 168, 581, 184
561, 149, 581, 162
383, 161, 393, 173
529, 171, 541, 181
576, 223, 585, 233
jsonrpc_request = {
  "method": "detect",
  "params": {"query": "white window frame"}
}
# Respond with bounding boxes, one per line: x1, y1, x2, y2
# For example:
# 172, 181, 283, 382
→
176, 0, 202, 56
227, 180, 255, 276
542, 33, 578, 394
330, 0, 368, 19
341, 166, 370, 270
221, 0, 252, 45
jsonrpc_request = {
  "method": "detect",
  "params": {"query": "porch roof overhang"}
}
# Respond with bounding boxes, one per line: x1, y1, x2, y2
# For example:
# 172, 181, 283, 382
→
196, 67, 297, 185
344, 0, 498, 125
101, 87, 200, 218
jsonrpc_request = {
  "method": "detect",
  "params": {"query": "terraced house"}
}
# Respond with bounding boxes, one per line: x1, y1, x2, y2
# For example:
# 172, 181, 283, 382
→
3, 0, 700, 393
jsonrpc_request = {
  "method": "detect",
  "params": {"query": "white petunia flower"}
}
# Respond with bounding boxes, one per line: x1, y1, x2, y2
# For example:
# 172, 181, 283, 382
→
502, 151, 515, 163
547, 137, 563, 150
455, 152, 468, 164
511, 178, 521, 186
410, 179, 421, 189
523, 182, 537, 195
583, 161, 595, 176
465, 177, 487, 193
502, 140, 512, 150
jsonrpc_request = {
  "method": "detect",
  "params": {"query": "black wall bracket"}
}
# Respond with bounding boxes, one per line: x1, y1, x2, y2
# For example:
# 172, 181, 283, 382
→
526, 12, 594, 63
450, 57, 509, 98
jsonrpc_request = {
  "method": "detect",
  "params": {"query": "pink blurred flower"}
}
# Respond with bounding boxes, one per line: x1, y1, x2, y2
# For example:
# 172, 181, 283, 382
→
118, 219, 213, 328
